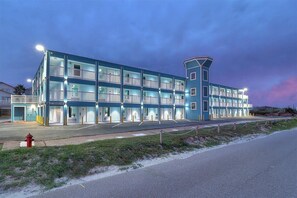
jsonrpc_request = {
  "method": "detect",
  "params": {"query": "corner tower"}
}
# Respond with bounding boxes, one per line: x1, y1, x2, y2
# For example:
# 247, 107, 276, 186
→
184, 56, 212, 120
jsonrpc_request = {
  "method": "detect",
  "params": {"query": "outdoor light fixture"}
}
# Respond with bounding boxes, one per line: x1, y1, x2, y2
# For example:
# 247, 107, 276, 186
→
35, 44, 45, 52
26, 78, 32, 83
243, 88, 248, 92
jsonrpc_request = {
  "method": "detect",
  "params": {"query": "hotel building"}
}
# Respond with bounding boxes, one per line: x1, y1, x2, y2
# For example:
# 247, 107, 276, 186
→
11, 50, 252, 125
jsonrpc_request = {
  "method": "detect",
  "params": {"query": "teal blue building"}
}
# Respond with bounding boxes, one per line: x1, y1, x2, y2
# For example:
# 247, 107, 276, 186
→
11, 50, 251, 125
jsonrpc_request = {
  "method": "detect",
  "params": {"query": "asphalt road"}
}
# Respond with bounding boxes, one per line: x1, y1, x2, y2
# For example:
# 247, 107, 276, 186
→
34, 128, 297, 198
0, 117, 264, 141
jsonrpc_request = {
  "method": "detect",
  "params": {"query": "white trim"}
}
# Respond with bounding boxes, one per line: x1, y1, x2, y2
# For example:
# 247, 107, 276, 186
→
203, 100, 208, 112
191, 102, 197, 110
190, 72, 196, 80
203, 86, 208, 97
190, 88, 196, 96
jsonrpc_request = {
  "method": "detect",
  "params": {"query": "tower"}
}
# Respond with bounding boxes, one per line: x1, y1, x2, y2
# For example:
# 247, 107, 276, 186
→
184, 57, 212, 120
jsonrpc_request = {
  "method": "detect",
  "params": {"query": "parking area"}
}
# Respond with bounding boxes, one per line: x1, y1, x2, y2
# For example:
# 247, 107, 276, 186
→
0, 117, 268, 142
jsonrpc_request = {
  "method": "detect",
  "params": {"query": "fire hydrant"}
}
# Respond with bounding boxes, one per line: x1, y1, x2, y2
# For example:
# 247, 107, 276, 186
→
25, 133, 34, 148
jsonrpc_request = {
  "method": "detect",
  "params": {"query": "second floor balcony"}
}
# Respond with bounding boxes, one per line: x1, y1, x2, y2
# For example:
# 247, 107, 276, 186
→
175, 98, 184, 105
143, 79, 158, 89
67, 91, 95, 102
161, 82, 173, 90
124, 95, 140, 104
50, 90, 64, 101
161, 97, 172, 105
99, 73, 121, 84
11, 95, 38, 104
175, 84, 185, 91
68, 68, 95, 81
98, 93, 120, 103
124, 77, 141, 86
0, 99, 11, 106
143, 96, 158, 104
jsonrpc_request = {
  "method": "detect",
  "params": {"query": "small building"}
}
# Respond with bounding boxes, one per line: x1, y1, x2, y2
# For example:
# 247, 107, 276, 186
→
11, 50, 252, 125
0, 82, 14, 117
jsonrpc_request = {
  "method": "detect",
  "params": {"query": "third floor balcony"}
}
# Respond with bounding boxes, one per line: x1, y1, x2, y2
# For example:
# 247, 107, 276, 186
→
98, 73, 121, 84
143, 79, 158, 89
124, 77, 141, 86
161, 82, 173, 90
143, 96, 158, 104
161, 97, 172, 105
124, 95, 140, 104
98, 93, 120, 103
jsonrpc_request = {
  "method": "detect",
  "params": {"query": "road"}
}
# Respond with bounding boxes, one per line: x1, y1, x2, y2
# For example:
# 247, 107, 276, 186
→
34, 127, 297, 198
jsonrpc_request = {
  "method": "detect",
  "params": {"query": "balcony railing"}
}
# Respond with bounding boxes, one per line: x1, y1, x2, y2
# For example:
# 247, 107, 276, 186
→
0, 99, 11, 106
161, 98, 172, 105
226, 93, 232, 97
175, 98, 184, 105
244, 104, 253, 108
161, 82, 173, 90
232, 103, 238, 107
175, 84, 185, 91
143, 96, 158, 104
50, 66, 64, 77
68, 68, 95, 81
212, 102, 220, 106
11, 95, 38, 103
50, 90, 64, 101
124, 95, 140, 104
220, 92, 226, 96
232, 93, 238, 98
238, 94, 248, 99
98, 93, 120, 103
124, 77, 141, 86
99, 73, 121, 84
67, 91, 95, 102
211, 91, 219, 96
143, 79, 158, 89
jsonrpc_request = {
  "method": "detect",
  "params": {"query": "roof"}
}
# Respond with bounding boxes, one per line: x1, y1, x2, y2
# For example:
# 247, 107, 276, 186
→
0, 82, 15, 89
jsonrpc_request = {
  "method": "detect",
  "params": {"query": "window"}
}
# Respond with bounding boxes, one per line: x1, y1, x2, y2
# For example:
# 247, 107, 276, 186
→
74, 65, 81, 76
190, 72, 196, 80
190, 88, 196, 96
203, 100, 208, 112
203, 70, 208, 81
191, 102, 196, 110
203, 86, 208, 97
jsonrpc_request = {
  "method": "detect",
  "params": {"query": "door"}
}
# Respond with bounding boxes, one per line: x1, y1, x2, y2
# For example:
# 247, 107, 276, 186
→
14, 107, 25, 121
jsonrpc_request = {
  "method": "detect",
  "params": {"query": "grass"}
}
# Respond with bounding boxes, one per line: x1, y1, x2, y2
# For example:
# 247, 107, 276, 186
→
0, 118, 297, 192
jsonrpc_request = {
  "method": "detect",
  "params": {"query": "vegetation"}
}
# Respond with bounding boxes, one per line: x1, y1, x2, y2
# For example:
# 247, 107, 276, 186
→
250, 106, 297, 116
0, 119, 297, 193
13, 84, 26, 95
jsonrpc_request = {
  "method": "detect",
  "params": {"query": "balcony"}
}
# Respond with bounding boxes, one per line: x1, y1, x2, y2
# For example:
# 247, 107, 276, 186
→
175, 98, 184, 105
161, 82, 173, 90
99, 73, 121, 84
220, 102, 226, 107
68, 68, 95, 81
212, 102, 220, 107
244, 104, 253, 108
67, 91, 95, 102
50, 66, 64, 77
11, 95, 38, 103
238, 94, 249, 99
124, 95, 140, 104
143, 96, 158, 104
211, 91, 219, 96
143, 79, 158, 89
124, 77, 141, 86
232, 103, 238, 107
0, 99, 11, 106
161, 98, 172, 105
175, 84, 185, 91
226, 93, 232, 97
50, 90, 64, 101
232, 94, 238, 98
226, 103, 232, 107
219, 92, 226, 97
98, 93, 120, 103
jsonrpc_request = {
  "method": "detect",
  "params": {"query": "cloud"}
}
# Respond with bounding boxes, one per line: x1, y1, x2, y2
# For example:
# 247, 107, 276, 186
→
250, 76, 297, 107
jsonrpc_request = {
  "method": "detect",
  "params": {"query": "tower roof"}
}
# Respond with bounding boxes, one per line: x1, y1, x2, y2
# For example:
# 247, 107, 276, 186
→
184, 56, 213, 68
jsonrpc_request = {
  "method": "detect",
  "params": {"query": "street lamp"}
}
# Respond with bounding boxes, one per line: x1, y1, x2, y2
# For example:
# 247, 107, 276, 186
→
35, 44, 45, 53
26, 78, 32, 83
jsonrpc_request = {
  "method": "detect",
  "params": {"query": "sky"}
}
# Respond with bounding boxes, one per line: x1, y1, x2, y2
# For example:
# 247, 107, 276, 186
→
0, 0, 296, 107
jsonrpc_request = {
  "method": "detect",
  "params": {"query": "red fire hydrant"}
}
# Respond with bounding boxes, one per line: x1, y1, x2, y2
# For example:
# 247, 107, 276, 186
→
26, 133, 34, 148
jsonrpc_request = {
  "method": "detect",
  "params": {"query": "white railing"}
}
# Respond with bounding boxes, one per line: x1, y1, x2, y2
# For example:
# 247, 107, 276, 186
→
211, 91, 219, 96
175, 84, 185, 91
0, 99, 11, 106
220, 102, 226, 106
98, 93, 120, 103
68, 68, 95, 81
143, 96, 158, 104
143, 79, 158, 89
233, 94, 238, 98
124, 95, 140, 103
175, 98, 184, 105
11, 95, 38, 103
124, 77, 141, 86
50, 90, 64, 101
50, 66, 64, 77
161, 82, 173, 90
238, 94, 248, 99
99, 73, 121, 84
232, 103, 238, 107
220, 92, 226, 96
67, 91, 95, 102
161, 98, 172, 105
226, 93, 232, 97
212, 102, 220, 106
226, 103, 232, 107
238, 104, 243, 107
244, 104, 253, 108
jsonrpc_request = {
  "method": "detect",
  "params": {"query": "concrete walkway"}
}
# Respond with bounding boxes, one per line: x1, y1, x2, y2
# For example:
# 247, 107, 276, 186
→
1, 117, 290, 151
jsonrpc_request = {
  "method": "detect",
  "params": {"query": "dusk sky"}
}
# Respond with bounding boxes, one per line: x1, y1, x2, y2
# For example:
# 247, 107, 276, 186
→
0, 0, 296, 107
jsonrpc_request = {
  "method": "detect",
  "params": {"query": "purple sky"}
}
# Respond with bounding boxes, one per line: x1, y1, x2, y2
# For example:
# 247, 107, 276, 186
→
0, 0, 296, 107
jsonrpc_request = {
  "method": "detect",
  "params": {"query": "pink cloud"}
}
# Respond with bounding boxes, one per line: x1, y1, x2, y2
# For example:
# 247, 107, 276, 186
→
250, 76, 297, 107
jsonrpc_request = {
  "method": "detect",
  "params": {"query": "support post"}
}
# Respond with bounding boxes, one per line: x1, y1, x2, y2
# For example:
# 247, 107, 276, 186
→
160, 130, 163, 145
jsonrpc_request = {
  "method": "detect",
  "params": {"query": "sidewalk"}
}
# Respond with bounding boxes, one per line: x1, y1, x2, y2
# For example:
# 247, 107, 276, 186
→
1, 117, 291, 151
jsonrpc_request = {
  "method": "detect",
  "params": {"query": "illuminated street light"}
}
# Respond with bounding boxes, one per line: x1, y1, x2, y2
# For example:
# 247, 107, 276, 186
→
35, 44, 45, 52
26, 78, 32, 83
